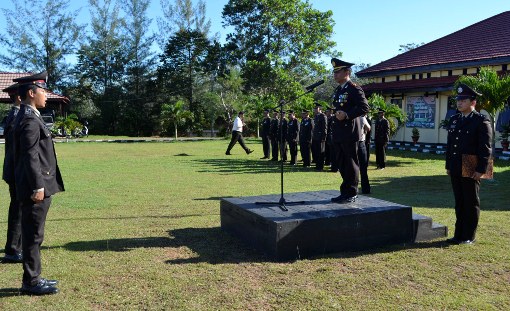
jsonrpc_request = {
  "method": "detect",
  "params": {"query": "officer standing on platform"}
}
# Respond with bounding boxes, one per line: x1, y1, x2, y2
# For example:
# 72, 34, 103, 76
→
311, 103, 327, 171
13, 71, 65, 295
286, 110, 300, 165
2, 83, 23, 264
269, 110, 280, 161
329, 58, 370, 203
374, 108, 390, 169
260, 109, 271, 159
445, 83, 491, 245
299, 110, 313, 167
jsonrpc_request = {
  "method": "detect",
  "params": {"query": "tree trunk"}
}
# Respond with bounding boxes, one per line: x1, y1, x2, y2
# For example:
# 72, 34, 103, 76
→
174, 122, 178, 140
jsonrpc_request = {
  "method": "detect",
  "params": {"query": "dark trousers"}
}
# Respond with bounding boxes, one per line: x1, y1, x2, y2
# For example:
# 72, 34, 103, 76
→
357, 141, 370, 194
270, 137, 279, 160
375, 141, 387, 168
450, 175, 480, 241
332, 141, 359, 198
261, 134, 270, 158
311, 140, 324, 170
22, 197, 52, 286
226, 131, 250, 154
279, 140, 288, 161
324, 141, 331, 165
330, 140, 338, 172
300, 141, 311, 167
287, 139, 298, 164
5, 184, 23, 255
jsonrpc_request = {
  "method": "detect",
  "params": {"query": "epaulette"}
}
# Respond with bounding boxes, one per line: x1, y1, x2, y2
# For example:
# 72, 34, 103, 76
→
24, 108, 33, 116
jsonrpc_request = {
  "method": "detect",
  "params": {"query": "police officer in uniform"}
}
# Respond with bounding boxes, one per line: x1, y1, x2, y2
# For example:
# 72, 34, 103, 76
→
374, 108, 390, 169
286, 110, 299, 165
329, 58, 370, 203
278, 110, 288, 162
2, 83, 23, 263
13, 71, 65, 295
312, 103, 327, 171
299, 110, 313, 167
269, 110, 280, 161
446, 83, 491, 245
260, 109, 271, 159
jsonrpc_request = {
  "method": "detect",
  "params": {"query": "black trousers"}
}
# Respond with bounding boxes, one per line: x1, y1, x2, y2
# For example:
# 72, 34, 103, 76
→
357, 141, 370, 194
311, 140, 325, 170
22, 197, 52, 286
5, 184, 23, 255
226, 131, 250, 154
300, 141, 311, 167
375, 141, 387, 168
287, 139, 298, 164
279, 140, 288, 161
332, 141, 359, 198
450, 175, 480, 241
270, 137, 279, 160
261, 134, 270, 158
324, 141, 331, 165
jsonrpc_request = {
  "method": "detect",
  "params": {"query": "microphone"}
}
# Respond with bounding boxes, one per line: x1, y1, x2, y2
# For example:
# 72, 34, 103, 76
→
305, 79, 324, 91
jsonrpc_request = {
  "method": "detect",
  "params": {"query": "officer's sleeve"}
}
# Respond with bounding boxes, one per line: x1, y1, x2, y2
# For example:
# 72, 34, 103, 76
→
20, 118, 44, 191
346, 86, 370, 119
476, 116, 492, 174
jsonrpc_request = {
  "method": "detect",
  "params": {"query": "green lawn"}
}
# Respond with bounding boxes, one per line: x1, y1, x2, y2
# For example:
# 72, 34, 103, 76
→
1, 139, 509, 310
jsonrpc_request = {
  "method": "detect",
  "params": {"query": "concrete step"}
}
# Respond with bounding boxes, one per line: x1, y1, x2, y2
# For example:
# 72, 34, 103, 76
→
412, 213, 448, 242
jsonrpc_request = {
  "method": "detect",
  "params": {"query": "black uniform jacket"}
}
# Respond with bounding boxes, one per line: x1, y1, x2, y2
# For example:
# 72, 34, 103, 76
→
331, 80, 370, 143
286, 118, 299, 141
278, 118, 287, 142
445, 111, 492, 176
299, 117, 313, 143
261, 117, 271, 136
3, 106, 19, 185
375, 117, 390, 144
270, 118, 279, 138
14, 105, 65, 200
312, 113, 327, 141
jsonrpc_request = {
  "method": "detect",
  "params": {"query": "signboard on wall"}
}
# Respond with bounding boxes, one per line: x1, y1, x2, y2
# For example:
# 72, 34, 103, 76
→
406, 96, 436, 128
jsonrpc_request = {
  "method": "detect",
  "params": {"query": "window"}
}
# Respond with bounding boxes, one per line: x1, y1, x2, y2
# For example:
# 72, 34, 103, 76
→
427, 73, 431, 78
503, 64, 508, 71
419, 73, 423, 79
382, 77, 385, 83
463, 68, 467, 75
391, 98, 402, 109
448, 70, 452, 76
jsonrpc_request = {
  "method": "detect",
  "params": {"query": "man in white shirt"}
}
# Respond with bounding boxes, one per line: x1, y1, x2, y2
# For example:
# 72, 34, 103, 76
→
225, 111, 254, 155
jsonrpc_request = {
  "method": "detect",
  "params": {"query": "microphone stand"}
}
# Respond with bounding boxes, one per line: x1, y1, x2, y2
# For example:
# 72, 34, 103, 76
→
255, 88, 315, 211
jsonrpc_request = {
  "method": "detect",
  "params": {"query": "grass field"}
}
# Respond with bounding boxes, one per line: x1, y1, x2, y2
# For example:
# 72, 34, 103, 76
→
0, 139, 509, 310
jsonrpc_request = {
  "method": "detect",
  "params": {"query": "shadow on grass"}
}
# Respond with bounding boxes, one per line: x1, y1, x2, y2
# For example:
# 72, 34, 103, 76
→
59, 227, 267, 263
0, 288, 21, 298
194, 158, 313, 174
369, 174, 510, 211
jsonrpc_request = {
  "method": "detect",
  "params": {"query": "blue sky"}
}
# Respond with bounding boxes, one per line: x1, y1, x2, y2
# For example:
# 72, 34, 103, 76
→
0, 0, 509, 67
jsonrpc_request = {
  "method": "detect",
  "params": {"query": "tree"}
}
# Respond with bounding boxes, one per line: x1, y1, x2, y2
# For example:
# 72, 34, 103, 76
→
119, 0, 158, 136
222, 0, 336, 103
457, 67, 510, 151
0, 0, 84, 90
160, 100, 194, 139
157, 0, 213, 49
398, 42, 425, 53
367, 93, 407, 138
74, 0, 127, 135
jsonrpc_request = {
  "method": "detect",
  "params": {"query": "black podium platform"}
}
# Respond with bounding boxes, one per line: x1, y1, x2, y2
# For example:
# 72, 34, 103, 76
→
220, 190, 447, 261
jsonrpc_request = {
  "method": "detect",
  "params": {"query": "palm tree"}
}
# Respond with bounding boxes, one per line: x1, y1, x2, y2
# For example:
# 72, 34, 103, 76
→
160, 100, 194, 140
456, 67, 510, 151
367, 93, 407, 138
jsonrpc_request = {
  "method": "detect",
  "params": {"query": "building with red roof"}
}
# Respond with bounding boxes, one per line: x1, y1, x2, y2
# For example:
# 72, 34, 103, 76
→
356, 11, 510, 145
0, 72, 70, 117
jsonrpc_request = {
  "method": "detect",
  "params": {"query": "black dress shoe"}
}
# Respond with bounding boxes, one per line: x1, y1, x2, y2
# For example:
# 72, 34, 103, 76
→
446, 237, 460, 244
246, 149, 254, 154
41, 278, 59, 286
2, 253, 23, 263
331, 195, 345, 203
21, 280, 59, 295
225, 152, 232, 155
260, 156, 269, 159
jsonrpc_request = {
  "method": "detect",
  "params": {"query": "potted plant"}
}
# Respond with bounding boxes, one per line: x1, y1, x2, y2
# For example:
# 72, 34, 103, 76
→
500, 124, 510, 151
411, 127, 420, 144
